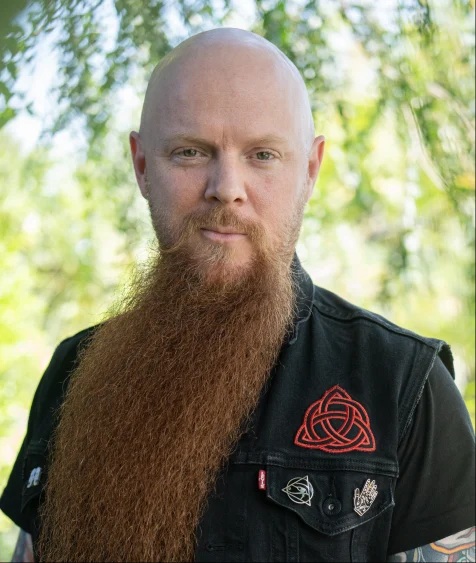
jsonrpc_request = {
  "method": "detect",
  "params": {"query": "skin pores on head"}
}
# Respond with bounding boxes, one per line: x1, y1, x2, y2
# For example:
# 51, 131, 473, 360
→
130, 28, 325, 277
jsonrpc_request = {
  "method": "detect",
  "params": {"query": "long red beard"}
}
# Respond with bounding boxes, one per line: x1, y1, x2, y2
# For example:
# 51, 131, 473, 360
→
38, 208, 298, 562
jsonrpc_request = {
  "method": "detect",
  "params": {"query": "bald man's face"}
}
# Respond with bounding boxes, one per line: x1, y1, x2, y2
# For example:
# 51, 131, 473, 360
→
131, 43, 324, 281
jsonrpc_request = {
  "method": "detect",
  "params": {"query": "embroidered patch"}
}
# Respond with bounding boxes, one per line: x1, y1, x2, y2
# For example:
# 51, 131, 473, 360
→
294, 385, 376, 453
282, 475, 314, 506
354, 479, 378, 516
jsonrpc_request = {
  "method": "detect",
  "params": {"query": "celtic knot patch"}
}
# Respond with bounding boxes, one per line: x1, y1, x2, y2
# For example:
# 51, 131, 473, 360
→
294, 385, 376, 453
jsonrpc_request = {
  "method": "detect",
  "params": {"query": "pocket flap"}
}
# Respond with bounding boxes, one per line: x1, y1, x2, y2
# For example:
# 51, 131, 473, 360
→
265, 464, 394, 536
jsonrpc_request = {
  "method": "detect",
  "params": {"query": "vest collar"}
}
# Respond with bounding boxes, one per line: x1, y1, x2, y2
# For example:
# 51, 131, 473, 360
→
287, 254, 314, 346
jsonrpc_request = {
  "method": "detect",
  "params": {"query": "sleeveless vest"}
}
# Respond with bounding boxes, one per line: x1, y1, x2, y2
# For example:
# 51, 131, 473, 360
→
19, 264, 453, 561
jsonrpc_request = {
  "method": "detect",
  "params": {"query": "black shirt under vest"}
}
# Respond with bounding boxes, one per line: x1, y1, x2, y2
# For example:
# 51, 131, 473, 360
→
1, 262, 475, 561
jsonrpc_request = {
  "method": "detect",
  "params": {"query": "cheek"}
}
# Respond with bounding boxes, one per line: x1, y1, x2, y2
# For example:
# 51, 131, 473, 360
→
150, 164, 206, 212
256, 172, 302, 226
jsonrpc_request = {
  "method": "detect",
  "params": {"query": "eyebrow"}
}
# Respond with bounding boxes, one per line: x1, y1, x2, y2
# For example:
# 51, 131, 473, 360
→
247, 134, 290, 147
160, 133, 290, 151
161, 135, 212, 150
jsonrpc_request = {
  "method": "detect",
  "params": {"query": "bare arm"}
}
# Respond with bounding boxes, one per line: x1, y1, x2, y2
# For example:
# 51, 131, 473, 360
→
387, 526, 475, 562
11, 530, 34, 563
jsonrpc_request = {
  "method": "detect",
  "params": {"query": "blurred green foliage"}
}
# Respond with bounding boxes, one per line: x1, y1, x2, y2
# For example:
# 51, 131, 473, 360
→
0, 0, 474, 559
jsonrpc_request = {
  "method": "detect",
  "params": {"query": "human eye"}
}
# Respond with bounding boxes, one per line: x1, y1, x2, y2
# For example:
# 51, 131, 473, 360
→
256, 151, 274, 161
250, 150, 280, 162
174, 148, 202, 158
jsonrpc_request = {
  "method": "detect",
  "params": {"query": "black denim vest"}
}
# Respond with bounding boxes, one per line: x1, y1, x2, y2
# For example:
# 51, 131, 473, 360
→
193, 265, 453, 562
19, 263, 453, 562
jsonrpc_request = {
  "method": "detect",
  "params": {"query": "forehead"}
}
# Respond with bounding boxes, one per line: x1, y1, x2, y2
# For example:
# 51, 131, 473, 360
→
147, 47, 303, 146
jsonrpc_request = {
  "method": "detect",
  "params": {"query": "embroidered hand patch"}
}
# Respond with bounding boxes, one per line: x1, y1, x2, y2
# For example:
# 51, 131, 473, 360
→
294, 385, 376, 453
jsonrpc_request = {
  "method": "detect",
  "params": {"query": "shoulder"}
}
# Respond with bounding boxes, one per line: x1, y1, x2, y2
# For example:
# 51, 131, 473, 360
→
51, 324, 98, 358
312, 284, 434, 341
307, 285, 456, 441
40, 325, 97, 381
27, 325, 100, 439
311, 284, 453, 371
35, 325, 98, 388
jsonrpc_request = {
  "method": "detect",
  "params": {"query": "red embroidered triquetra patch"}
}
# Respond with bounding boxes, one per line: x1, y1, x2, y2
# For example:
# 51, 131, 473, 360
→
294, 385, 376, 453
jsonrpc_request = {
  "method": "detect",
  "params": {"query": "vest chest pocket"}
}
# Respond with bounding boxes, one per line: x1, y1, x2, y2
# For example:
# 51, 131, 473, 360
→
261, 464, 396, 563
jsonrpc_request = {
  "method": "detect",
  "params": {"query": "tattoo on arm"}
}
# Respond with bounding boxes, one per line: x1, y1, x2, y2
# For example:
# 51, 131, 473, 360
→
387, 526, 476, 562
11, 530, 34, 563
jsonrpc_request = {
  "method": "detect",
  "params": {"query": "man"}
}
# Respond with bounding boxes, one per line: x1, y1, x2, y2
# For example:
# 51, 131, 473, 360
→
1, 28, 474, 563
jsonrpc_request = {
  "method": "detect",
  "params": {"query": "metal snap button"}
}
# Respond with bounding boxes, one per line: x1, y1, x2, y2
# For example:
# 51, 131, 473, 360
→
322, 497, 342, 516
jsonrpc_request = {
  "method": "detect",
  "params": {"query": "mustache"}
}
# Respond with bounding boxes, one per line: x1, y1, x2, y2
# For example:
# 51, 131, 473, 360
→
160, 207, 265, 253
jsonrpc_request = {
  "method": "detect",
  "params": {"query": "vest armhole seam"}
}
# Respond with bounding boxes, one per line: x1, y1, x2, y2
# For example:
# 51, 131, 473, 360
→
397, 345, 442, 445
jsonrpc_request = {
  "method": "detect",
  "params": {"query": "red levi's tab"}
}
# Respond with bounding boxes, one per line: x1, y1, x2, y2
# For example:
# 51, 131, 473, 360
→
294, 385, 376, 453
258, 469, 266, 490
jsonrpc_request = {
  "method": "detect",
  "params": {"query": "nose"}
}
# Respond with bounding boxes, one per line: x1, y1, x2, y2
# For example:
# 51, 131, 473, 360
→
204, 155, 248, 205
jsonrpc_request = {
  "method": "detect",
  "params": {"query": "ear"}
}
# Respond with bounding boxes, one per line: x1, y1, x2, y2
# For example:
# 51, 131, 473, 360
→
130, 131, 148, 200
305, 135, 325, 201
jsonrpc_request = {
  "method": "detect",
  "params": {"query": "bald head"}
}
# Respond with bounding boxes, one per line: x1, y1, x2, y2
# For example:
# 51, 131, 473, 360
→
129, 26, 325, 280
139, 28, 315, 151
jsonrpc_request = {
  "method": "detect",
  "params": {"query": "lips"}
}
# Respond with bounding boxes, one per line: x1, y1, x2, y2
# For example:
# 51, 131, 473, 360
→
201, 226, 246, 235
200, 227, 246, 242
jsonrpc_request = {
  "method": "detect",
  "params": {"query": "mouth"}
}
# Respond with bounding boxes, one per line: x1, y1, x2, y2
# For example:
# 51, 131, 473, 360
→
200, 227, 247, 242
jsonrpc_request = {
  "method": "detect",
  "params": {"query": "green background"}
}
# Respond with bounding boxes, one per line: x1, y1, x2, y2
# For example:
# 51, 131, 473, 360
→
0, 0, 474, 559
